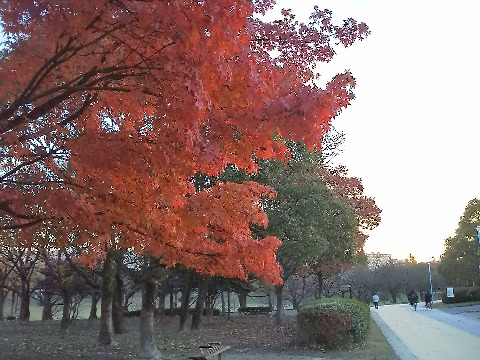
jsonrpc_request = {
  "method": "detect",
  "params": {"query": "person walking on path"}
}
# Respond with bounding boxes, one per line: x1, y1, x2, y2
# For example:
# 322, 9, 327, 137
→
424, 291, 432, 309
372, 293, 379, 309
408, 290, 418, 310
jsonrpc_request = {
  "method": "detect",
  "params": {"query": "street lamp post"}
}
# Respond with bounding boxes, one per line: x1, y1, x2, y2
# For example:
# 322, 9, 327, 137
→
428, 261, 433, 300
428, 263, 433, 298
476, 226, 480, 249
476, 226, 480, 273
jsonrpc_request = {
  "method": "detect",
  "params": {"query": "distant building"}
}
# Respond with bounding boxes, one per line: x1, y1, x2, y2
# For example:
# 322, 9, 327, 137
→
366, 252, 392, 269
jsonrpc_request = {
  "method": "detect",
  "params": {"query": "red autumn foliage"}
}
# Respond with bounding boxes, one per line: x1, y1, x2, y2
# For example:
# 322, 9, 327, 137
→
0, 1, 369, 284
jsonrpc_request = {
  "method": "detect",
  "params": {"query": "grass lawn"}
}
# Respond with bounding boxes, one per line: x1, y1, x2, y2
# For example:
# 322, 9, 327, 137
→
0, 312, 398, 360
433, 300, 480, 309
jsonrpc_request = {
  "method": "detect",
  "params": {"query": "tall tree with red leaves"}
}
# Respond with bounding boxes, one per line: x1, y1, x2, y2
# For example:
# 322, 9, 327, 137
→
0, 0, 369, 284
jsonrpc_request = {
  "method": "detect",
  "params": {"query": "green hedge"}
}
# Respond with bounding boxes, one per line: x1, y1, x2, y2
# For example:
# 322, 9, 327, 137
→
441, 287, 480, 304
296, 298, 370, 349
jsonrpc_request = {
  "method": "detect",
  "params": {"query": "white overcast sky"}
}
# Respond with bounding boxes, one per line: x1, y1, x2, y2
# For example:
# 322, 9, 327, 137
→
267, 0, 480, 262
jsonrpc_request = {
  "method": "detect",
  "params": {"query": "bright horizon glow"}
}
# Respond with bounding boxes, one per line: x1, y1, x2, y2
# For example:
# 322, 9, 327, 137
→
267, 0, 480, 263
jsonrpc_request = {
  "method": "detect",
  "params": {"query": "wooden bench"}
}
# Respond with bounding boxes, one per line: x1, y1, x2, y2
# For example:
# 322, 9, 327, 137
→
188, 342, 231, 360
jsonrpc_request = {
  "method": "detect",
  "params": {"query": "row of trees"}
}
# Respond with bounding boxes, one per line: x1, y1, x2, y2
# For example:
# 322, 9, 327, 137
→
439, 199, 480, 287
356, 259, 446, 303
0, 247, 444, 323
4, 251, 442, 322
0, 139, 381, 318
0, 1, 377, 359
282, 257, 446, 306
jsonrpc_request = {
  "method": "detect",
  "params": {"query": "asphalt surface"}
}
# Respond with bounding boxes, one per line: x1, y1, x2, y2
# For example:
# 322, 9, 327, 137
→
371, 303, 480, 360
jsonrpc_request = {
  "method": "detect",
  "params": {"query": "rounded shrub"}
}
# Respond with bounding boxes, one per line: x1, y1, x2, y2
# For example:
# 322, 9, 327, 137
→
296, 297, 370, 349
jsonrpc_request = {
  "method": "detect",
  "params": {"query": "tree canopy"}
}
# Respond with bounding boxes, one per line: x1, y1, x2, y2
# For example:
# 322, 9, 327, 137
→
253, 144, 358, 277
0, 0, 369, 284
439, 199, 480, 286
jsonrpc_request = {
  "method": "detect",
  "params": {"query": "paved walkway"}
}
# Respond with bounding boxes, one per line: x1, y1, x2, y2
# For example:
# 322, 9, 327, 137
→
372, 303, 480, 359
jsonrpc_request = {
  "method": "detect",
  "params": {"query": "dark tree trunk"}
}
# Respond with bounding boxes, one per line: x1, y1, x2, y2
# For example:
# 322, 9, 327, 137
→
157, 279, 167, 321
0, 270, 4, 321
179, 272, 194, 332
18, 285, 30, 322
112, 267, 126, 334
237, 289, 247, 308
60, 291, 71, 332
89, 290, 100, 319
138, 278, 161, 360
169, 291, 175, 315
291, 295, 299, 310
204, 284, 215, 324
317, 270, 323, 299
0, 287, 5, 321
275, 285, 284, 326
124, 287, 138, 311
227, 288, 231, 321
98, 252, 117, 345
191, 276, 210, 330
221, 291, 225, 316
10, 292, 15, 318
42, 289, 53, 321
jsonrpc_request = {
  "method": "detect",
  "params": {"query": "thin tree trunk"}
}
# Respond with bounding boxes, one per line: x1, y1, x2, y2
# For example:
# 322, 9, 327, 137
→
60, 291, 71, 332
179, 272, 194, 332
169, 291, 174, 315
42, 289, 53, 321
204, 284, 215, 324
317, 270, 323, 299
10, 292, 15, 318
157, 279, 167, 321
275, 285, 284, 326
89, 290, 100, 319
0, 271, 4, 321
237, 290, 247, 308
138, 278, 161, 360
18, 285, 30, 322
191, 276, 210, 330
112, 267, 126, 334
292, 295, 299, 310
0, 287, 5, 321
98, 252, 117, 345
227, 288, 231, 321
221, 291, 225, 316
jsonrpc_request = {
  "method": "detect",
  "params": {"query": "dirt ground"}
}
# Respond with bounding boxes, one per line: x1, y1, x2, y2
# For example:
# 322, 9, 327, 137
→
0, 314, 396, 360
